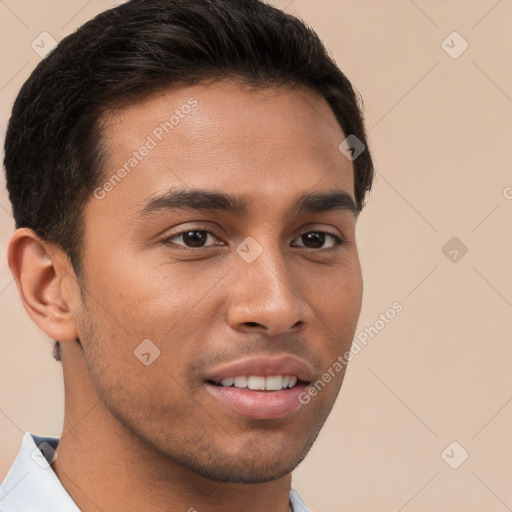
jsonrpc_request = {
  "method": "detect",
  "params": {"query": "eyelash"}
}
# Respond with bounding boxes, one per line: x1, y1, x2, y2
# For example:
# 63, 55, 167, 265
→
163, 228, 345, 254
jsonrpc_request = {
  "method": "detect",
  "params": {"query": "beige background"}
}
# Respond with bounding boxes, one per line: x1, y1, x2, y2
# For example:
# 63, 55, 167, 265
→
1, 1, 511, 511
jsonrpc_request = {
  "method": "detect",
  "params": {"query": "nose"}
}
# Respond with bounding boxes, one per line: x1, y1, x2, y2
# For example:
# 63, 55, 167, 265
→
225, 240, 314, 337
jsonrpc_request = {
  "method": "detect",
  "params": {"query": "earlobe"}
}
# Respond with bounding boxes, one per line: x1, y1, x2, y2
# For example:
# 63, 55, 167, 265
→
7, 228, 79, 343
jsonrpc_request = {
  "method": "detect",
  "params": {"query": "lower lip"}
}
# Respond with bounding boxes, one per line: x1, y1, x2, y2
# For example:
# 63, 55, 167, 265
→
205, 383, 307, 420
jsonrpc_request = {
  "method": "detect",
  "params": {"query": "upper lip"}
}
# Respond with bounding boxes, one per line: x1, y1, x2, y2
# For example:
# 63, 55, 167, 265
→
205, 354, 313, 383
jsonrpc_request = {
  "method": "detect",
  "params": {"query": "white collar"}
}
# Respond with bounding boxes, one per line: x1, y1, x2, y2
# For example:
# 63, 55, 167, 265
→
0, 432, 311, 511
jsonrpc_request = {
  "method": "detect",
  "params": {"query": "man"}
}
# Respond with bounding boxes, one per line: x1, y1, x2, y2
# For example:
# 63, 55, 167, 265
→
0, 0, 374, 510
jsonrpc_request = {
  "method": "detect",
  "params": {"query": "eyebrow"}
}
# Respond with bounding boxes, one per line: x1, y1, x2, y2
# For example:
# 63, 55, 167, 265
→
137, 187, 358, 219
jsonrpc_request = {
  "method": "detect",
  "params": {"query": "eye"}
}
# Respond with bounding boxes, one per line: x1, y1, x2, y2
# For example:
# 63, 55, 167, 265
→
164, 228, 344, 252
164, 229, 223, 249
291, 231, 343, 252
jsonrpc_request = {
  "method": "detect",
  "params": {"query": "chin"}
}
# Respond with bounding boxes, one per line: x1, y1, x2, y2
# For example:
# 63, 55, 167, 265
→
170, 433, 317, 484
187, 458, 299, 484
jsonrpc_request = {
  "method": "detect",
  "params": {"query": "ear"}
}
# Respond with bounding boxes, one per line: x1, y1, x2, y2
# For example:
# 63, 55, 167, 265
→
7, 228, 80, 343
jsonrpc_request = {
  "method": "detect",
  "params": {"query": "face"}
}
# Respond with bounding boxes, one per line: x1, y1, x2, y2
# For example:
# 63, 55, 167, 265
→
75, 80, 363, 483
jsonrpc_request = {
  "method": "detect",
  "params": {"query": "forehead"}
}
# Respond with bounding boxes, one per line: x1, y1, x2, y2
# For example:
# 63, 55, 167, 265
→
91, 80, 354, 220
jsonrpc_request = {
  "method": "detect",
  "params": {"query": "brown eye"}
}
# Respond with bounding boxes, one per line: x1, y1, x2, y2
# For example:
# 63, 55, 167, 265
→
301, 232, 325, 249
165, 230, 222, 249
292, 231, 343, 251
181, 230, 208, 247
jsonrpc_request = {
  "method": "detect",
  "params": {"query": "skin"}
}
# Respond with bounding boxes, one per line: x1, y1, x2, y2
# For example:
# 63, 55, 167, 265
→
8, 80, 363, 512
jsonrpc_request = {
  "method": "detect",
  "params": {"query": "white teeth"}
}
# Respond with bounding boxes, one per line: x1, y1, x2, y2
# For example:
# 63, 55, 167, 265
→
247, 376, 265, 390
234, 376, 248, 388
265, 375, 283, 391
217, 375, 298, 390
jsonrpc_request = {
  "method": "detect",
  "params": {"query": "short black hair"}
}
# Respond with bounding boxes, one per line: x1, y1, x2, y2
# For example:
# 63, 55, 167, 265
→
3, 0, 374, 362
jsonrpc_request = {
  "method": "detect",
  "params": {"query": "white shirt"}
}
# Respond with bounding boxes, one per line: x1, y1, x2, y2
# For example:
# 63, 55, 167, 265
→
0, 433, 311, 512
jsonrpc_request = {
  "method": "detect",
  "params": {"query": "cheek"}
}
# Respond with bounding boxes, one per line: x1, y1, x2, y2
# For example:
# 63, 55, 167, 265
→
81, 259, 227, 379
309, 260, 363, 356
88, 255, 210, 330
78, 297, 195, 420
311, 258, 362, 316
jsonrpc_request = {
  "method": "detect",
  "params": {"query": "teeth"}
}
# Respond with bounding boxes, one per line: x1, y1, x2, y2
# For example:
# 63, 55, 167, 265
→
217, 375, 298, 390
247, 376, 265, 390
234, 376, 248, 388
265, 375, 282, 391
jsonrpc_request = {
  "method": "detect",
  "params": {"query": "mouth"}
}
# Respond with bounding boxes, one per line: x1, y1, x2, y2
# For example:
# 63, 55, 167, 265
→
203, 355, 313, 420
208, 374, 306, 391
